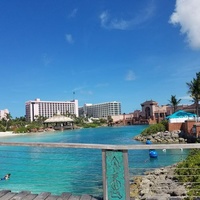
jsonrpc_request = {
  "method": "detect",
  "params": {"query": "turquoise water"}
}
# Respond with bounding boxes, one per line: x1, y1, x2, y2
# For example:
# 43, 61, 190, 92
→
0, 125, 187, 196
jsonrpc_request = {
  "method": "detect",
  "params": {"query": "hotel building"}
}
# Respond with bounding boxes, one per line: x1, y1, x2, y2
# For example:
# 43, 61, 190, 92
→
79, 101, 121, 118
25, 98, 78, 122
0, 109, 9, 120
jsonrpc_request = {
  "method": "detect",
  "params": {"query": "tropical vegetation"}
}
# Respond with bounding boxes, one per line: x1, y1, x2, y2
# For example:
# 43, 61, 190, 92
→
186, 72, 200, 117
168, 95, 181, 113
74, 116, 107, 128
175, 149, 200, 199
0, 113, 108, 133
141, 120, 168, 136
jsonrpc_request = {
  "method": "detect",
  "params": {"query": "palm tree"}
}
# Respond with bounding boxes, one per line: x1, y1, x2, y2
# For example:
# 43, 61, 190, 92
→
186, 72, 200, 117
169, 95, 181, 113
107, 115, 113, 126
0, 113, 12, 131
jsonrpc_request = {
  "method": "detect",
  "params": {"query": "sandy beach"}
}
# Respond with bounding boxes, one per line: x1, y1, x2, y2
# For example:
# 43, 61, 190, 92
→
0, 131, 21, 137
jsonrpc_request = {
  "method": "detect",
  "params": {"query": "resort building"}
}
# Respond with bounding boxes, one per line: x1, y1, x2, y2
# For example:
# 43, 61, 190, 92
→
25, 98, 78, 122
79, 101, 121, 118
0, 109, 9, 120
111, 100, 191, 125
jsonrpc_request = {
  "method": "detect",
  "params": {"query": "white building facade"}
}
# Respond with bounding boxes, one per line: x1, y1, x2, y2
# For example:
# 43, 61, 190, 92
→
25, 98, 78, 122
79, 101, 121, 118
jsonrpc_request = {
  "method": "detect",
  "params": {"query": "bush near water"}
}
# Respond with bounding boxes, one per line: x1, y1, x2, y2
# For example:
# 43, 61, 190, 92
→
141, 120, 168, 136
175, 149, 200, 199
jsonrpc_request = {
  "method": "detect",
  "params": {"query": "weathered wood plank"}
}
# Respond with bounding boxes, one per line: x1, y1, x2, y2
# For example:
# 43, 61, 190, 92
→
10, 191, 31, 200
0, 192, 17, 200
80, 194, 92, 200
68, 195, 81, 200
21, 194, 37, 200
33, 192, 51, 200
57, 192, 71, 200
0, 191, 100, 200
0, 190, 11, 198
91, 198, 101, 200
45, 195, 60, 200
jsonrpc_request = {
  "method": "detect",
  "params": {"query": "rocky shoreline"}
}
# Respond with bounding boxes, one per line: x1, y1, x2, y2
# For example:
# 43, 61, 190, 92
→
134, 130, 187, 144
130, 164, 187, 200
130, 130, 189, 199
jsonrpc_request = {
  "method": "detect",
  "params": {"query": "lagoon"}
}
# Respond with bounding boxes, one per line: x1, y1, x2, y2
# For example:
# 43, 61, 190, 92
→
0, 125, 187, 196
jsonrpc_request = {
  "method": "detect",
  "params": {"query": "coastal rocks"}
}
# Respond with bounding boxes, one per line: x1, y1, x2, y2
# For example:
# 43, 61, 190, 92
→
130, 165, 187, 200
134, 130, 187, 143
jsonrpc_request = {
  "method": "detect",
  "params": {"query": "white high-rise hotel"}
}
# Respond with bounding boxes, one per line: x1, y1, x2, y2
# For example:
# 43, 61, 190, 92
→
78, 101, 121, 118
25, 98, 78, 122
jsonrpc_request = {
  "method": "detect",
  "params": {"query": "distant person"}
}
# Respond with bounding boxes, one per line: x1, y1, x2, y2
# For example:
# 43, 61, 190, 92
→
0, 173, 11, 181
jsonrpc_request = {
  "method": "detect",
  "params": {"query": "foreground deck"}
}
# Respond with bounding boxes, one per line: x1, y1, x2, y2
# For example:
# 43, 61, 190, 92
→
0, 190, 102, 200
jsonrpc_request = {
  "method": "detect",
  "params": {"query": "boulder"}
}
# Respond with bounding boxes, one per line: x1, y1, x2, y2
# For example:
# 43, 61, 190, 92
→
131, 164, 187, 200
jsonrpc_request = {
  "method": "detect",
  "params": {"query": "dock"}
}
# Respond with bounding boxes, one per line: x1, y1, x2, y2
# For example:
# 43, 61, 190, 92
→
0, 190, 102, 200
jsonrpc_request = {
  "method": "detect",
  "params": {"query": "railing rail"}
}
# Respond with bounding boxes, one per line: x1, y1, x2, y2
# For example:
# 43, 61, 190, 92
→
0, 142, 200, 200
1, 141, 200, 149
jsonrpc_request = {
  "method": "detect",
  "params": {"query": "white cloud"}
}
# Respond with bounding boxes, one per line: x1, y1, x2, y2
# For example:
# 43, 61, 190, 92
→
68, 8, 78, 18
65, 34, 74, 44
125, 70, 136, 81
99, 2, 155, 30
99, 11, 130, 30
179, 95, 192, 100
169, 0, 200, 49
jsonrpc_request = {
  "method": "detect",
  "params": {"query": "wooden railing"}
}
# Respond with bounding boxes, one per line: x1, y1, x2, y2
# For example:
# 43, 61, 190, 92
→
0, 142, 200, 200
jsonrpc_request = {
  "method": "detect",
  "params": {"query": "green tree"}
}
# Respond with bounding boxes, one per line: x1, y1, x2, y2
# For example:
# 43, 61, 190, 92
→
186, 72, 200, 117
12, 116, 27, 126
168, 95, 181, 113
0, 113, 13, 131
35, 115, 47, 126
74, 116, 85, 126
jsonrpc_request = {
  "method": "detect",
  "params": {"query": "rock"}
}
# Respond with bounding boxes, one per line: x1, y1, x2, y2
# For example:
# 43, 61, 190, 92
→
146, 193, 170, 200
172, 133, 179, 138
179, 138, 185, 143
140, 187, 150, 195
133, 130, 185, 144
169, 185, 187, 196
154, 169, 163, 175
131, 164, 187, 199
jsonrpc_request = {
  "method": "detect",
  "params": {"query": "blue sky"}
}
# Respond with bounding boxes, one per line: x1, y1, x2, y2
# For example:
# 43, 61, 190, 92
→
0, 0, 200, 118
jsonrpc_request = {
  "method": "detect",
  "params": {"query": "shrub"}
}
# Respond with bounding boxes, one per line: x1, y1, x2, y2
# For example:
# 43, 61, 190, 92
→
82, 123, 99, 128
0, 124, 6, 132
15, 126, 28, 133
175, 149, 200, 198
141, 122, 166, 136
160, 120, 168, 130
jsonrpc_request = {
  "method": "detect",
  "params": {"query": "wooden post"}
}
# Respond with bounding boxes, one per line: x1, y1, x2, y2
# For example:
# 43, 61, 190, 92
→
102, 149, 130, 200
